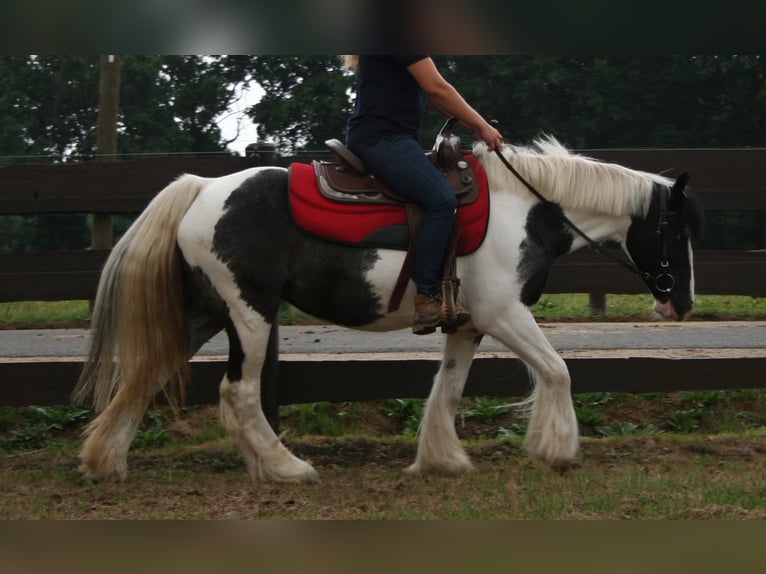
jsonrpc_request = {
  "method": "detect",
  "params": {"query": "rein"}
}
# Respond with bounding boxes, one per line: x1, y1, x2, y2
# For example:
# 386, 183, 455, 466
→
492, 148, 675, 293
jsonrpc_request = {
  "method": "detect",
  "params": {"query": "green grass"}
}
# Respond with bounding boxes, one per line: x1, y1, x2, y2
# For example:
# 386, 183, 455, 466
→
3, 294, 765, 328
0, 300, 91, 327
531, 293, 766, 321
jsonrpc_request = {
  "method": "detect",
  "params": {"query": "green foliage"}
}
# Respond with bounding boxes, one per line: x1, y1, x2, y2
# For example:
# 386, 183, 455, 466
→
119, 55, 253, 156
132, 428, 170, 449
0, 407, 16, 433
279, 402, 346, 436
666, 408, 704, 433
0, 405, 91, 452
461, 397, 513, 421
435, 55, 766, 149
131, 410, 171, 450
249, 56, 355, 153
249, 55, 766, 176
664, 391, 728, 433
0, 55, 254, 164
574, 393, 617, 428
0, 55, 99, 165
380, 398, 423, 436
595, 421, 642, 437
496, 423, 528, 440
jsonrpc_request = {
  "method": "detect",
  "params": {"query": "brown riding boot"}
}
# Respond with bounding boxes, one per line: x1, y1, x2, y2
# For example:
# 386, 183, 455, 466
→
413, 293, 442, 335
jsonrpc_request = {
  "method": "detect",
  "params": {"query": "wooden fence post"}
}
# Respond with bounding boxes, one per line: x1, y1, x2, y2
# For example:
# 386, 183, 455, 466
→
91, 55, 121, 256
589, 293, 606, 315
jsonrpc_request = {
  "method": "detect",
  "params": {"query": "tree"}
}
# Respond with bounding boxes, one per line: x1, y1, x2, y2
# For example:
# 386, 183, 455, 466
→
248, 55, 765, 151
118, 55, 254, 156
248, 56, 356, 153
0, 55, 99, 164
0, 55, 253, 251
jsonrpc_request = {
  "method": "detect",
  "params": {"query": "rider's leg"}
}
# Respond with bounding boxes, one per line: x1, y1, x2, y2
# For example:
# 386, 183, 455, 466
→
350, 135, 459, 333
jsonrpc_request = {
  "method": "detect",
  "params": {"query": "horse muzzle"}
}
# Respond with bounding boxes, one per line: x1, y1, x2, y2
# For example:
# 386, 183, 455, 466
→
653, 299, 685, 321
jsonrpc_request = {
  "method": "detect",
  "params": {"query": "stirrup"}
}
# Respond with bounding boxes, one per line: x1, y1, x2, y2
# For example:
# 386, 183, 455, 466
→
439, 278, 470, 334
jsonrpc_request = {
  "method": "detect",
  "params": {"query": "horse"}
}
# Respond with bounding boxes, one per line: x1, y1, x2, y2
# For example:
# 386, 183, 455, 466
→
72, 136, 703, 483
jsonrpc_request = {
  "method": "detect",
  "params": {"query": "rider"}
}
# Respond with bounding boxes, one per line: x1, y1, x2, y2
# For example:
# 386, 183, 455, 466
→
343, 55, 504, 334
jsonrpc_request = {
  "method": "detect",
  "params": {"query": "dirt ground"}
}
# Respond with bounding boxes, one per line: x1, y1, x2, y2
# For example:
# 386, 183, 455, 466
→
3, 432, 766, 519
3, 400, 766, 519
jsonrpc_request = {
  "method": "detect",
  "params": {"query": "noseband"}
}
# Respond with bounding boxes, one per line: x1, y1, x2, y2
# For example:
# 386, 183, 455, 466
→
493, 148, 679, 294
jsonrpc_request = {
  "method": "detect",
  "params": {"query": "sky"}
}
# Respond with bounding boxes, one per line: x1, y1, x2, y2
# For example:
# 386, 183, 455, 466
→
216, 80, 264, 156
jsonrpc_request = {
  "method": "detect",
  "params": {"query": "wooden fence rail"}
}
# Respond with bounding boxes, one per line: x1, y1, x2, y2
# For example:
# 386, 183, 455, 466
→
1, 149, 765, 409
2, 148, 766, 302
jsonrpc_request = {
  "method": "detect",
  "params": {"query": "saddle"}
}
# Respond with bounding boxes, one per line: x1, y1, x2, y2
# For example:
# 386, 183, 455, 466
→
315, 118, 477, 328
315, 142, 479, 207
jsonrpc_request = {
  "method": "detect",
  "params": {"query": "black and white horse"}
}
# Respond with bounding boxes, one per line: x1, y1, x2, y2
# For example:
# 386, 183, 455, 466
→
73, 137, 703, 482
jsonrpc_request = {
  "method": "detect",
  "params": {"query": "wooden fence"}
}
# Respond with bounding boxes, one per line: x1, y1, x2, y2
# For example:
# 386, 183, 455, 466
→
1, 149, 765, 412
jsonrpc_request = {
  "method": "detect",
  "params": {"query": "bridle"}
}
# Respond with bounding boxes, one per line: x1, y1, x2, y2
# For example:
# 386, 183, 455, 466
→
654, 188, 678, 293
492, 148, 679, 294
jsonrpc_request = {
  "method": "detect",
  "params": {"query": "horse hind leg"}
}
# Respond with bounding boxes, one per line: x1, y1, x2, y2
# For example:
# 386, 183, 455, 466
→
78, 315, 224, 481
406, 332, 480, 476
218, 301, 318, 483
78, 375, 163, 481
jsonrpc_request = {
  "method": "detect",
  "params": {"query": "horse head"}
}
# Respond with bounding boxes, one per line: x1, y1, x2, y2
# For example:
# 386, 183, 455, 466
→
625, 173, 704, 320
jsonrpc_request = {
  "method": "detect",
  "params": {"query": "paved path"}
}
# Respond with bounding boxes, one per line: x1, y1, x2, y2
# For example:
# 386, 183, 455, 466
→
1, 321, 764, 359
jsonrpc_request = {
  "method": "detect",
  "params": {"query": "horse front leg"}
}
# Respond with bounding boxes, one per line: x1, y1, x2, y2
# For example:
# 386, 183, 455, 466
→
406, 332, 481, 475
484, 306, 580, 470
218, 306, 319, 483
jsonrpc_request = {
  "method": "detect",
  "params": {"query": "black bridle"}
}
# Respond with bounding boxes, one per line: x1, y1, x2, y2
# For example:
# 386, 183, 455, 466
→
492, 148, 677, 294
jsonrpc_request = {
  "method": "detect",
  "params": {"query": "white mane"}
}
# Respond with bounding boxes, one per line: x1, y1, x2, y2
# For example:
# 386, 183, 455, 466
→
473, 136, 673, 218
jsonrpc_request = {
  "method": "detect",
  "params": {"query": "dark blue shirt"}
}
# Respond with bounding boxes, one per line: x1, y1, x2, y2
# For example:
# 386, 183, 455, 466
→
346, 55, 428, 148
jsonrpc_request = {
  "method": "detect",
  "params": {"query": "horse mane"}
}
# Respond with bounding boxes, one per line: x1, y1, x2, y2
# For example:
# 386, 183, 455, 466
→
473, 136, 673, 218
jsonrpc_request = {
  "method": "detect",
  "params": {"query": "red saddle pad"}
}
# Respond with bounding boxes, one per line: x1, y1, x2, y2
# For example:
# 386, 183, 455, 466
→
288, 155, 489, 255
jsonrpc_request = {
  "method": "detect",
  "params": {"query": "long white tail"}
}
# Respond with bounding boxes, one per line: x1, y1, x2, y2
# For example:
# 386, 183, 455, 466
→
73, 174, 205, 412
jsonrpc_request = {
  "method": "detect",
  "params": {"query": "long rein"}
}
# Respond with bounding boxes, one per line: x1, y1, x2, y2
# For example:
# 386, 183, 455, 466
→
492, 148, 675, 293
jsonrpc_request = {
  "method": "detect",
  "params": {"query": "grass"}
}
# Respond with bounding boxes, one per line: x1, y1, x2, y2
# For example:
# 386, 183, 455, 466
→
4, 390, 766, 456
0, 300, 91, 328
530, 293, 766, 321
2, 294, 766, 329
1, 391, 766, 518
2, 427, 766, 519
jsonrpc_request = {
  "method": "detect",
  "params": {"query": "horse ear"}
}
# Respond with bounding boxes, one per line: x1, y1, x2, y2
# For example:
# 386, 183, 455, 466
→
672, 172, 690, 192
671, 172, 690, 205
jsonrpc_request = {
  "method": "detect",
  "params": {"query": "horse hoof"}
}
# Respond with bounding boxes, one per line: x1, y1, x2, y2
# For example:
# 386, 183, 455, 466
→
550, 459, 580, 475
78, 461, 127, 482
271, 460, 320, 484
404, 459, 474, 476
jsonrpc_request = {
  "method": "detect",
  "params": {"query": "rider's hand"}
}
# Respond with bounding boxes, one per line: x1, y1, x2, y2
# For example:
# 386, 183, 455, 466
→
476, 123, 504, 151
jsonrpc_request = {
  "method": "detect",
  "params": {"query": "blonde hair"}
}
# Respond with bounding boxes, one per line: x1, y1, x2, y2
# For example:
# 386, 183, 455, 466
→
341, 55, 359, 71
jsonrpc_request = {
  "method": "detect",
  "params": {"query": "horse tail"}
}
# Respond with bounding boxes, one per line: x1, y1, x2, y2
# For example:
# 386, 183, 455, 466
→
72, 174, 206, 412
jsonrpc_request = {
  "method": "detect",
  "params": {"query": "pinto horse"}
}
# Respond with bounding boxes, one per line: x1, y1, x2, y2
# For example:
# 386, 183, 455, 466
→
73, 137, 703, 482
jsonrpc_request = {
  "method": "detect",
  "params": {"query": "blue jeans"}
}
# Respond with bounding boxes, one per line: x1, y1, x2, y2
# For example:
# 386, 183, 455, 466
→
350, 135, 458, 295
